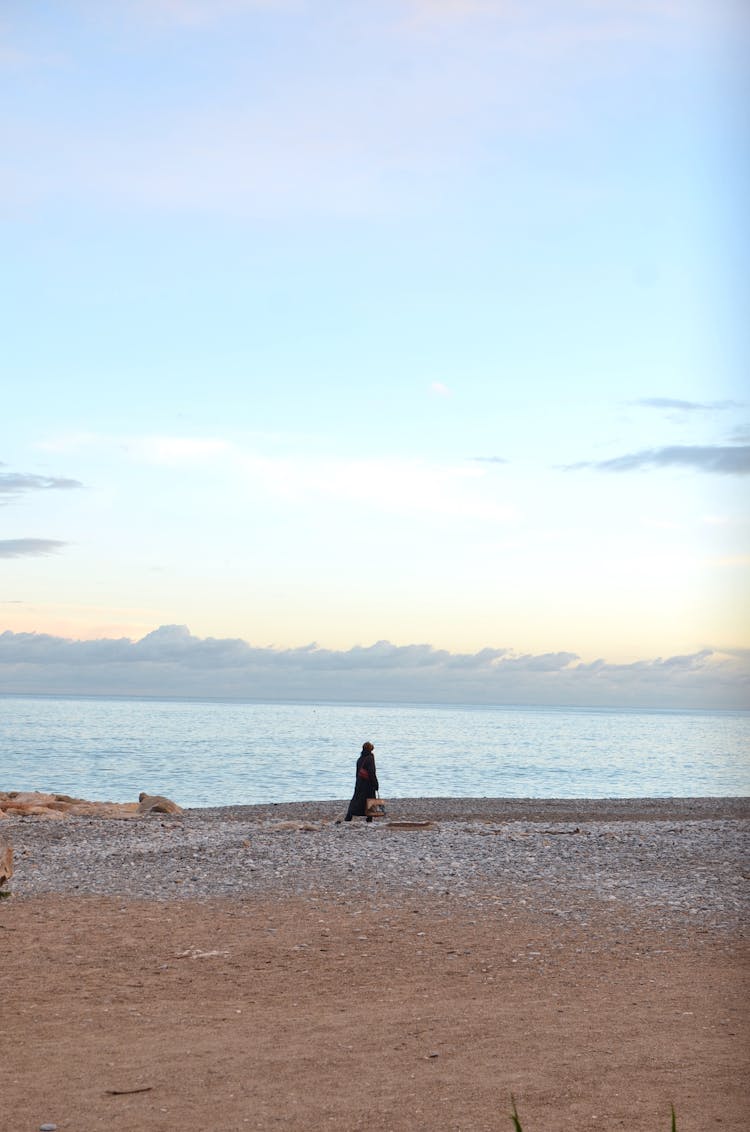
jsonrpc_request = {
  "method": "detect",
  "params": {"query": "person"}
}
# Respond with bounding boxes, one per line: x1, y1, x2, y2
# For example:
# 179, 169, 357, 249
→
344, 741, 379, 822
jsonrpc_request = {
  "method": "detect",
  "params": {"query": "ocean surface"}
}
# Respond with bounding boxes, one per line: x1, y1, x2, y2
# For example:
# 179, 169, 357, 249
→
2, 695, 748, 807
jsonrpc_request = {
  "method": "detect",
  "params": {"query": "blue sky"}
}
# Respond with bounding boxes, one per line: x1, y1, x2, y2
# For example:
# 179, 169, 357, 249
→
2, 0, 748, 707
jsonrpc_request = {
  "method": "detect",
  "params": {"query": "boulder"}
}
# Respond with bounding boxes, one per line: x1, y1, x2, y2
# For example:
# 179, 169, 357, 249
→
20, 806, 67, 820
0, 841, 13, 887
0, 791, 179, 819
67, 801, 139, 819
137, 793, 183, 815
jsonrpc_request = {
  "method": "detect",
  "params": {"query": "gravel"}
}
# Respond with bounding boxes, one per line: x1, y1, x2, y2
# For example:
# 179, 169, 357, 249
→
3, 797, 748, 935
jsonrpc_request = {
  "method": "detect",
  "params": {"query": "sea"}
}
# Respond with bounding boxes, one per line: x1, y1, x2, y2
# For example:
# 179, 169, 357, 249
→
1, 695, 748, 808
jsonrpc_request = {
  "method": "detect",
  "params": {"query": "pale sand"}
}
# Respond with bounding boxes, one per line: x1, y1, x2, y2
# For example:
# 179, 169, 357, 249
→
2, 798, 748, 1132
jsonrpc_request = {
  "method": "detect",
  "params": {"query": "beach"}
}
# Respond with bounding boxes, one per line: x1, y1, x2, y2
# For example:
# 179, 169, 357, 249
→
2, 797, 748, 1131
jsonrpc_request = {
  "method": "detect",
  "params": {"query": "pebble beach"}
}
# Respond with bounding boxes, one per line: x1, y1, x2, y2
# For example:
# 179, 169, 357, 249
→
5, 796, 748, 936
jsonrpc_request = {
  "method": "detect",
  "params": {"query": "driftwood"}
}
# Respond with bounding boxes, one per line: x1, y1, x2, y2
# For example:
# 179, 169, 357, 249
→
386, 821, 437, 831
105, 1086, 153, 1096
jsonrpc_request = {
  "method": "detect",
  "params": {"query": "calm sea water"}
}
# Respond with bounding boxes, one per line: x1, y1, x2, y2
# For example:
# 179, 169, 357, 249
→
1, 695, 748, 807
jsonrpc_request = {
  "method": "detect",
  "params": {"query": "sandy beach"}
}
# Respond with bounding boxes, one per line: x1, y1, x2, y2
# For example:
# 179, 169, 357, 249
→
2, 797, 748, 1131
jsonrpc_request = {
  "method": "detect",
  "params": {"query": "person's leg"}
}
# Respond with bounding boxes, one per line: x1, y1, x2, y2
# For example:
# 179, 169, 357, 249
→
344, 792, 360, 821
346, 789, 369, 822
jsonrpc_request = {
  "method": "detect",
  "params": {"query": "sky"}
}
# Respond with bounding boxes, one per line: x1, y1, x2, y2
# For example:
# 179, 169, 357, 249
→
1, 0, 749, 708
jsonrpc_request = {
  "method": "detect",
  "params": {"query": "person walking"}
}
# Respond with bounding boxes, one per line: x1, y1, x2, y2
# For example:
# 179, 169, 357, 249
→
344, 741, 379, 822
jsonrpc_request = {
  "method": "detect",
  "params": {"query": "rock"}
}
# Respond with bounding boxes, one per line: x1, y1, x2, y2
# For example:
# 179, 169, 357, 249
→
68, 801, 139, 819
3, 791, 59, 806
1, 791, 141, 820
27, 807, 68, 820
138, 793, 183, 815
1, 791, 60, 815
0, 841, 12, 886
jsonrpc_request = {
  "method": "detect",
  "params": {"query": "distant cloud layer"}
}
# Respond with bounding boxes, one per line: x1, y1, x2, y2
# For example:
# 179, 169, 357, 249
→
0, 539, 67, 558
565, 446, 750, 476
0, 626, 746, 709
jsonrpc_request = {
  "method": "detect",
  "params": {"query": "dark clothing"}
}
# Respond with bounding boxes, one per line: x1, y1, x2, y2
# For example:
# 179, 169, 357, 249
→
344, 751, 379, 821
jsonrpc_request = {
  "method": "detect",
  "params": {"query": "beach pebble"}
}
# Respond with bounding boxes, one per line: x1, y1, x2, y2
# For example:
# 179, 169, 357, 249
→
40, 1124, 58, 1131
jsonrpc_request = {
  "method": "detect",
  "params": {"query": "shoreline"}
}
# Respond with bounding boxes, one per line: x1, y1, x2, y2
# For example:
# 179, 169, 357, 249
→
186, 794, 750, 822
4, 793, 747, 823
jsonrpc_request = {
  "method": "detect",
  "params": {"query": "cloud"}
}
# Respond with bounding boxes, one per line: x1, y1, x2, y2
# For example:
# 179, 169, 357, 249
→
0, 470, 84, 500
35, 432, 516, 523
0, 46, 38, 69
470, 456, 508, 465
430, 382, 452, 397
405, 0, 499, 23
252, 453, 516, 522
0, 468, 79, 561
404, 0, 688, 37
145, 437, 516, 522
124, 436, 231, 465
0, 539, 67, 558
564, 446, 750, 476
36, 432, 230, 465
129, 0, 292, 25
0, 626, 746, 709
632, 399, 743, 412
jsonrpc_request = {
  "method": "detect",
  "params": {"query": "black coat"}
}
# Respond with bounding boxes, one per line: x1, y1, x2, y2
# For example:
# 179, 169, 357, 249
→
345, 751, 379, 817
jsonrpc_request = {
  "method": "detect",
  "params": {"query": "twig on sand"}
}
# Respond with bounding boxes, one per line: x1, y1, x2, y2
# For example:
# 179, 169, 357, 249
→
105, 1086, 153, 1096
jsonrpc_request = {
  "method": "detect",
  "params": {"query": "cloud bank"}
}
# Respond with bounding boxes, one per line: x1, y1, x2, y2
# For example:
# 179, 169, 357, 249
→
0, 626, 746, 709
